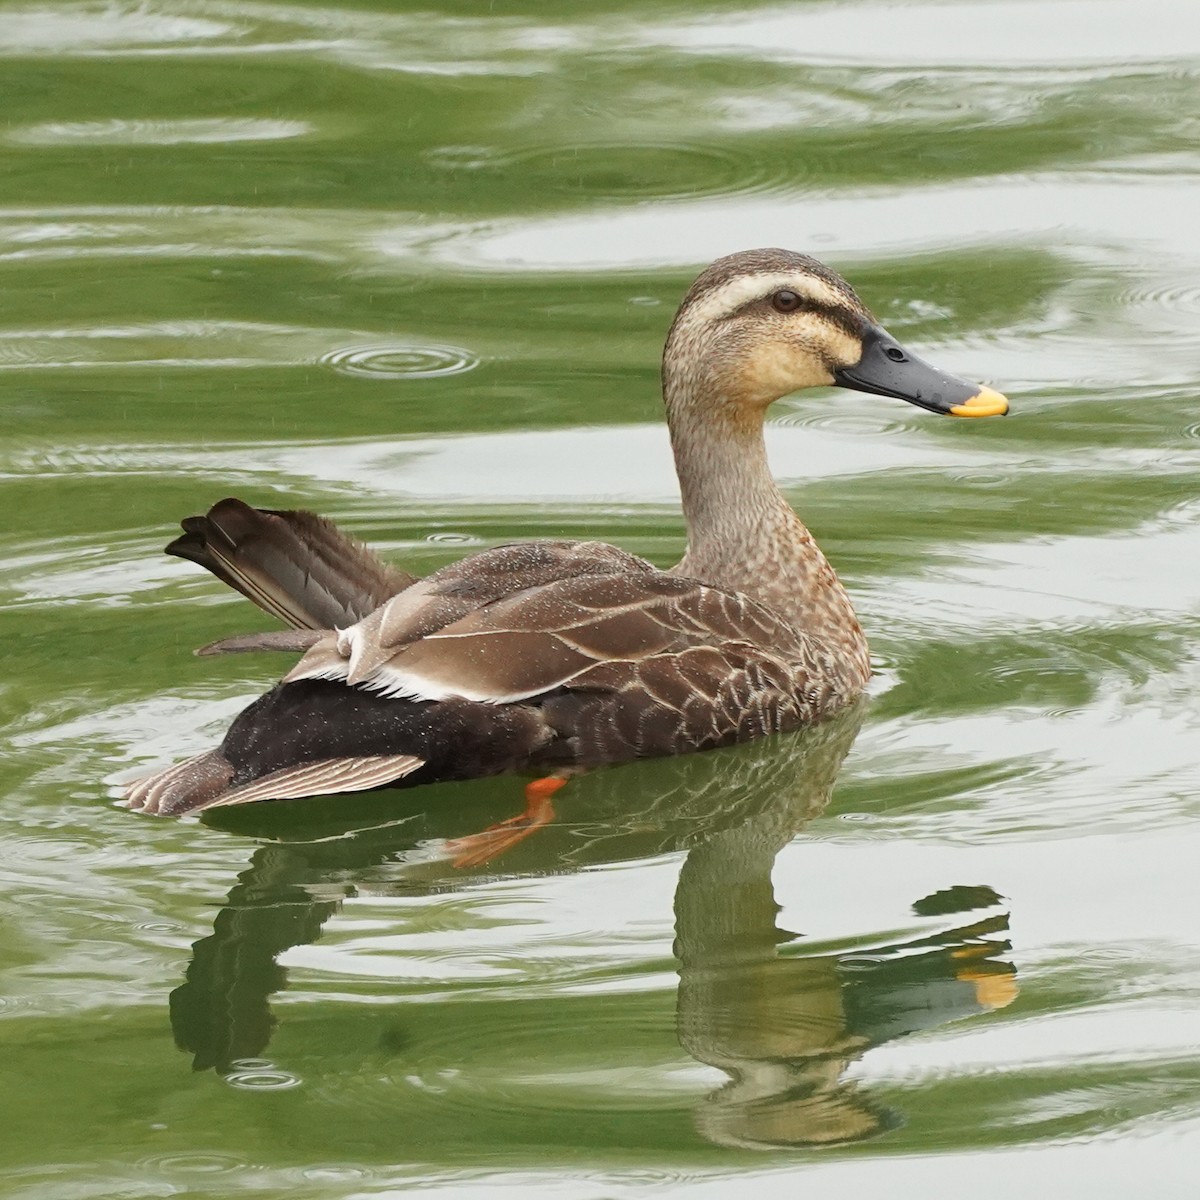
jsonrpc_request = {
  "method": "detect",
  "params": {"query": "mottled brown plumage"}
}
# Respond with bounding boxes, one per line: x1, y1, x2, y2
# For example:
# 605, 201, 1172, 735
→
124, 249, 1006, 815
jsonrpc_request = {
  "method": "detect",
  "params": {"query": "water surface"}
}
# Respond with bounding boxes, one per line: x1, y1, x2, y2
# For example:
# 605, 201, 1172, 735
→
3, 1, 1200, 1196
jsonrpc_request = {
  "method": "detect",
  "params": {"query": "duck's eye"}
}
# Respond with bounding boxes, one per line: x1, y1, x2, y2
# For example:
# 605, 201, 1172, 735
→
771, 289, 804, 313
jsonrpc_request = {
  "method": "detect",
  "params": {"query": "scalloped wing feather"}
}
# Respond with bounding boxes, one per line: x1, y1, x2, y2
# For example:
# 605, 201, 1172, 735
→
285, 563, 819, 708
545, 642, 819, 765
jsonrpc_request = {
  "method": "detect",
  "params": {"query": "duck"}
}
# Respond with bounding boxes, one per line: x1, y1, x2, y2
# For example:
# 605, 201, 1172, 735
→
124, 248, 1007, 839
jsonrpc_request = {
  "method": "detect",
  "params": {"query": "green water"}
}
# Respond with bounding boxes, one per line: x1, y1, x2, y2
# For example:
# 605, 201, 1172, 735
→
3, 0, 1200, 1194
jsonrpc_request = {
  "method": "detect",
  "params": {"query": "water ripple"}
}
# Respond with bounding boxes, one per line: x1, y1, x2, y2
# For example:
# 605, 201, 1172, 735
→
136, 1151, 247, 1176
425, 531, 482, 545
432, 140, 775, 202
320, 343, 479, 380
222, 1059, 304, 1091
771, 408, 917, 438
1122, 280, 1200, 317
309, 1001, 679, 1124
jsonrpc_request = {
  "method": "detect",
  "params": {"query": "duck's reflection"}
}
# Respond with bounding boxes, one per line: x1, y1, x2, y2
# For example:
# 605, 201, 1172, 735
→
671, 711, 1015, 1147
171, 703, 1016, 1146
677, 847, 1014, 1147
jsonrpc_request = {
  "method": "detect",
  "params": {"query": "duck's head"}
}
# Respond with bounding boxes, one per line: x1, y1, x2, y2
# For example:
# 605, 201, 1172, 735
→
663, 248, 1008, 420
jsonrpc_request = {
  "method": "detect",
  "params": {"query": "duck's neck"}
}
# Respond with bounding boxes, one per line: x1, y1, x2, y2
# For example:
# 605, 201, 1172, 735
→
665, 380, 869, 683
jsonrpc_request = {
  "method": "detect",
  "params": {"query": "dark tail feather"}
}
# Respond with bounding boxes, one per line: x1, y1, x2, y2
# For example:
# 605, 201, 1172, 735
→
122, 679, 554, 817
123, 750, 236, 815
124, 750, 424, 816
167, 498, 416, 630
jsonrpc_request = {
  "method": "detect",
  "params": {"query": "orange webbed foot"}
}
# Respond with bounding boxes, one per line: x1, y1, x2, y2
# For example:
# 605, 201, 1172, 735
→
447, 776, 567, 870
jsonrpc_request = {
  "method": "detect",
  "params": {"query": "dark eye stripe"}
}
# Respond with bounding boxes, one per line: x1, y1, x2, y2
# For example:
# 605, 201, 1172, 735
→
725, 293, 863, 338
820, 304, 868, 339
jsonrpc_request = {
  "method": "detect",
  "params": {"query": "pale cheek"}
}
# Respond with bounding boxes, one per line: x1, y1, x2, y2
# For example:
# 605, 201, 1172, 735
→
736, 343, 836, 404
823, 327, 863, 371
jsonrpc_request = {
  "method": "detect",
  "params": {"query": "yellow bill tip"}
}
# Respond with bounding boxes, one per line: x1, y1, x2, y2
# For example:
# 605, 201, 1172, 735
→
949, 385, 1009, 418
